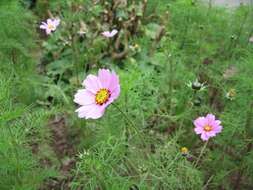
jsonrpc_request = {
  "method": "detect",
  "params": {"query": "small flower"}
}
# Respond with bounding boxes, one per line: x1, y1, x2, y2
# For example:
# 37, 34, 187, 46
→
101, 29, 118, 38
180, 147, 189, 156
225, 89, 236, 100
40, 18, 60, 35
194, 114, 223, 141
74, 69, 120, 119
249, 36, 253, 43
187, 79, 206, 91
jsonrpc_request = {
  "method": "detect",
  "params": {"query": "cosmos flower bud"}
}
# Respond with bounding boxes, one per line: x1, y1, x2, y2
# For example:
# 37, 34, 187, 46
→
180, 147, 189, 156
187, 79, 206, 91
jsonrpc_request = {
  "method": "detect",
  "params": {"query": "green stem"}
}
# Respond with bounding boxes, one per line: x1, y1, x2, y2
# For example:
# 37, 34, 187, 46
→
112, 103, 145, 145
71, 34, 80, 85
195, 140, 208, 167
7, 126, 21, 184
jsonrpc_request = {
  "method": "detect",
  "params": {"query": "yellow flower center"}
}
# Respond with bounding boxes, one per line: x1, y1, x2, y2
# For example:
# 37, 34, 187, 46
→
95, 88, 110, 105
48, 23, 55, 30
181, 147, 188, 154
204, 125, 212, 132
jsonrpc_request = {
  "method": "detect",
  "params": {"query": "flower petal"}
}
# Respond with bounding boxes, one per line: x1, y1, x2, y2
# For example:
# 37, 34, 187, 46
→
194, 127, 203, 134
213, 125, 223, 134
82, 74, 102, 94
53, 18, 60, 27
74, 89, 95, 106
76, 104, 105, 119
206, 114, 215, 123
193, 117, 206, 128
40, 24, 47, 29
200, 133, 210, 141
110, 29, 118, 36
47, 18, 53, 25
108, 71, 120, 92
46, 29, 51, 35
101, 31, 110, 37
98, 69, 111, 89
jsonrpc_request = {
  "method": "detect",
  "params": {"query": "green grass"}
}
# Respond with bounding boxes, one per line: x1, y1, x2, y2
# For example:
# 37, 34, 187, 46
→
0, 0, 253, 189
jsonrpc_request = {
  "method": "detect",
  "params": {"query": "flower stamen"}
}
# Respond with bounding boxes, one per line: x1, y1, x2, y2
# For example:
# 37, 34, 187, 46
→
204, 125, 212, 132
95, 88, 110, 105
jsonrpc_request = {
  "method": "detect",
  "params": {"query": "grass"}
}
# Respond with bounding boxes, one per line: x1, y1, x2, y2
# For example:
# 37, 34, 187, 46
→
0, 0, 253, 189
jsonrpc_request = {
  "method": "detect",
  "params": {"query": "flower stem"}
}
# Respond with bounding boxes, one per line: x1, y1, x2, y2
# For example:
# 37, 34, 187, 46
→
195, 140, 208, 167
7, 126, 21, 184
112, 103, 145, 145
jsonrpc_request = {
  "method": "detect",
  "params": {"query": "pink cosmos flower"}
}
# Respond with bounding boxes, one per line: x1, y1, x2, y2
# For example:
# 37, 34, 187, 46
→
101, 29, 118, 38
74, 69, 120, 119
40, 18, 60, 35
193, 114, 222, 141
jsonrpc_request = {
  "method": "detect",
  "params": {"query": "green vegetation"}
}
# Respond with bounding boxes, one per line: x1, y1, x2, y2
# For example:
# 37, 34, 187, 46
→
0, 0, 252, 189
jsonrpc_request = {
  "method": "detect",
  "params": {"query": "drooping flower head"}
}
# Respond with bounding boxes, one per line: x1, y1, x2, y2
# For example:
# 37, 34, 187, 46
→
193, 114, 222, 141
101, 29, 118, 38
74, 69, 120, 119
40, 18, 60, 35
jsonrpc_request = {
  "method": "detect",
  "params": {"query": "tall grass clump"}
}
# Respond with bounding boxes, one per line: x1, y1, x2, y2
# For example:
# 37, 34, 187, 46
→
0, 1, 56, 189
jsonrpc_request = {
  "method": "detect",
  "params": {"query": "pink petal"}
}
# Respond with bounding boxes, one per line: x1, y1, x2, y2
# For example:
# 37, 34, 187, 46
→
213, 125, 223, 134
206, 114, 215, 123
215, 120, 221, 126
82, 74, 102, 94
46, 29, 51, 35
40, 24, 47, 29
53, 18, 60, 27
110, 29, 118, 36
101, 31, 111, 37
98, 69, 111, 89
47, 18, 53, 25
76, 104, 105, 119
194, 127, 203, 134
108, 71, 120, 93
201, 133, 210, 141
193, 117, 206, 128
206, 131, 217, 137
74, 89, 95, 106
110, 84, 120, 100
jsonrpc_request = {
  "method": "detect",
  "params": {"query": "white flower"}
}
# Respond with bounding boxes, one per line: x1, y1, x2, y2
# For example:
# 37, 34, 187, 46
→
101, 29, 118, 38
40, 18, 60, 35
249, 36, 253, 43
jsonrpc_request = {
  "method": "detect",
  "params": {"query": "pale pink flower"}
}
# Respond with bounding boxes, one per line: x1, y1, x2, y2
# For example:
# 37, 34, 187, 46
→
249, 36, 253, 43
74, 69, 120, 119
40, 18, 60, 35
193, 114, 222, 141
101, 29, 118, 38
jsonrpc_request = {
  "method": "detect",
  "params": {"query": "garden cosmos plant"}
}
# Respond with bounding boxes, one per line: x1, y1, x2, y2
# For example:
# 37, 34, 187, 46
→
74, 69, 120, 119
101, 29, 118, 38
193, 114, 223, 141
40, 18, 60, 35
